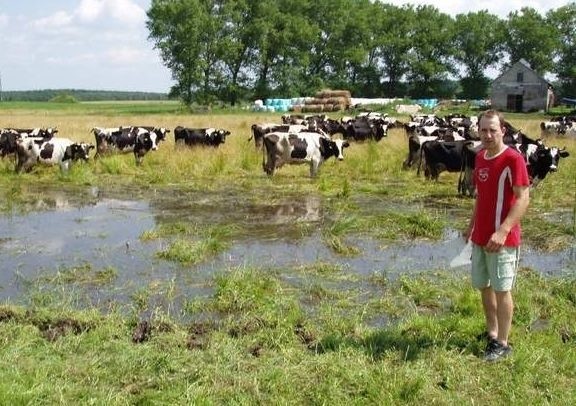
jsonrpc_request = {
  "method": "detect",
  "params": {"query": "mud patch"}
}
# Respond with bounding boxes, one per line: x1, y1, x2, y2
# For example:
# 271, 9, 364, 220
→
132, 320, 152, 343
38, 318, 91, 342
186, 320, 218, 350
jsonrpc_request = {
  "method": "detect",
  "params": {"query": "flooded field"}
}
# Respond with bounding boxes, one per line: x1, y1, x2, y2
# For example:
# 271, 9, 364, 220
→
1, 185, 574, 315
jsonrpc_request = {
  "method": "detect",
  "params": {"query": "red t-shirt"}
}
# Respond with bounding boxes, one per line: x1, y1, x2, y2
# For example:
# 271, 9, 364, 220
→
471, 146, 530, 247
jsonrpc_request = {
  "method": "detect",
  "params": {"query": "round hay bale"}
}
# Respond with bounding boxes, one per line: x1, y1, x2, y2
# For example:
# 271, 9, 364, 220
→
302, 104, 324, 113
325, 96, 349, 105
317, 89, 351, 99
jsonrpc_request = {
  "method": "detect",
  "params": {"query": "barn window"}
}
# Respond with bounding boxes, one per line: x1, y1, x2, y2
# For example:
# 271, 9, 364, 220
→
516, 72, 524, 82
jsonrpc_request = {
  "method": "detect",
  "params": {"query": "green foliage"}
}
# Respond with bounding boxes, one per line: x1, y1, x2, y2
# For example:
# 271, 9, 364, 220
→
49, 93, 78, 103
2, 89, 168, 102
504, 8, 558, 74
145, 1, 572, 103
547, 3, 576, 96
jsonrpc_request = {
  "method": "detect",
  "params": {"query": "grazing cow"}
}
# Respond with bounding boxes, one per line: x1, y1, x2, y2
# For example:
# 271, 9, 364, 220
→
1, 128, 55, 157
281, 114, 326, 126
16, 137, 94, 173
402, 134, 438, 169
418, 139, 473, 181
262, 132, 349, 177
174, 127, 230, 147
249, 123, 312, 149
0, 130, 21, 157
459, 142, 570, 196
138, 126, 171, 143
93, 126, 162, 165
4, 127, 58, 138
558, 121, 576, 137
344, 117, 388, 142
319, 118, 348, 137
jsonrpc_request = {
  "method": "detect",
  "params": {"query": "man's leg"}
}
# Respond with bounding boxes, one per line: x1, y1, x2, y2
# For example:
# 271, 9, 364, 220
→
495, 290, 513, 346
481, 287, 498, 339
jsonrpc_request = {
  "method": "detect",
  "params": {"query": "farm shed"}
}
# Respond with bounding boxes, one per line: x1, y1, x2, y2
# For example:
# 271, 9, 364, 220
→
490, 59, 553, 112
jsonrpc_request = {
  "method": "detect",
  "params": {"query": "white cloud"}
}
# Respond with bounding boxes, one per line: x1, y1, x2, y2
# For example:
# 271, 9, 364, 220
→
76, 0, 145, 25
31, 10, 74, 30
76, 0, 105, 22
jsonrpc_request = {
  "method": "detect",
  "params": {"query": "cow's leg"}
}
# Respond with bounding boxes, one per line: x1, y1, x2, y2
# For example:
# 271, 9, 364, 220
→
60, 161, 70, 171
135, 152, 143, 166
310, 160, 320, 177
263, 153, 275, 175
18, 157, 35, 173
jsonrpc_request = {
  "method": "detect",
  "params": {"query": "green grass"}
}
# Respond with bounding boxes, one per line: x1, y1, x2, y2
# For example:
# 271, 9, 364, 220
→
0, 103, 575, 403
0, 267, 574, 404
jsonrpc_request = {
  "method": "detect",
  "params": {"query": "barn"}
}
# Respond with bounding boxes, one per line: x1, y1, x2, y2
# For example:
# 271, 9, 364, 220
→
490, 59, 553, 113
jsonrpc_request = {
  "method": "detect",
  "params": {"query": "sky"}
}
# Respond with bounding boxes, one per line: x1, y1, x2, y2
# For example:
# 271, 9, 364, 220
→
0, 0, 571, 93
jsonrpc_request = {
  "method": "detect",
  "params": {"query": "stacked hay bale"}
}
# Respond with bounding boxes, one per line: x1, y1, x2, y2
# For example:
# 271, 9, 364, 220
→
302, 89, 351, 112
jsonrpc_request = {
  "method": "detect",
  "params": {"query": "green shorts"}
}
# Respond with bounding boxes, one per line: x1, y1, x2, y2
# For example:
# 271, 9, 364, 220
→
471, 243, 519, 292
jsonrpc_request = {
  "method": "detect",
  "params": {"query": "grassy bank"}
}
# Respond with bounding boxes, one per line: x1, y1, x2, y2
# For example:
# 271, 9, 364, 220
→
0, 267, 574, 404
0, 103, 575, 403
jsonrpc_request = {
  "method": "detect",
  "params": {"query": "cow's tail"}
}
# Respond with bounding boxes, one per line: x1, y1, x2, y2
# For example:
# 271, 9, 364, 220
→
248, 124, 255, 143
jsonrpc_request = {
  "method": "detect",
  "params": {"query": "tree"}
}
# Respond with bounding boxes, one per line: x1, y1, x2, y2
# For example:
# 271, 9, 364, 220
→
453, 11, 505, 99
503, 8, 556, 74
547, 3, 576, 97
214, 0, 260, 105
371, 4, 414, 97
147, 0, 217, 105
405, 5, 456, 97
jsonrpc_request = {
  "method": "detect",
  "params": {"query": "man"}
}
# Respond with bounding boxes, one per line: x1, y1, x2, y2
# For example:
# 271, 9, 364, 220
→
464, 110, 530, 362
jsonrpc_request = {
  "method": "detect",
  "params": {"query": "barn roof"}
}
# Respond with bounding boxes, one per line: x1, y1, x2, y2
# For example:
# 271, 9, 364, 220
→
492, 59, 549, 86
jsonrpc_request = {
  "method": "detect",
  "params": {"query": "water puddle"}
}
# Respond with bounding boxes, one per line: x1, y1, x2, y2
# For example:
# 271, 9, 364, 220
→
0, 186, 574, 311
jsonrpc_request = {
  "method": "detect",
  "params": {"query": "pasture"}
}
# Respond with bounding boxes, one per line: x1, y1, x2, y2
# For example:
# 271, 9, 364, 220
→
0, 101, 575, 404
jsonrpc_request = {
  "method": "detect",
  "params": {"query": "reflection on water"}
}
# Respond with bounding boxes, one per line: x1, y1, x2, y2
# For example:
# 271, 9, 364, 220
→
0, 186, 574, 312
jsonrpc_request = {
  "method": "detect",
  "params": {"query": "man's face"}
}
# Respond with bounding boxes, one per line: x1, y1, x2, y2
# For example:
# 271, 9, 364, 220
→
478, 115, 505, 154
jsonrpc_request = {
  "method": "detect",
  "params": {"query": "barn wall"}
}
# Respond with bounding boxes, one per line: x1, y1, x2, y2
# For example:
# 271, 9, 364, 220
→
490, 63, 549, 112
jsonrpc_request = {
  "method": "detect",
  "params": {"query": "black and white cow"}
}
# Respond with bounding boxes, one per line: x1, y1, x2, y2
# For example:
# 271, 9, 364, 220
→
418, 139, 477, 181
174, 127, 231, 148
3, 127, 58, 138
16, 137, 94, 173
0, 128, 56, 157
344, 117, 388, 142
262, 132, 349, 177
138, 126, 171, 143
93, 126, 162, 165
249, 123, 313, 149
459, 142, 570, 196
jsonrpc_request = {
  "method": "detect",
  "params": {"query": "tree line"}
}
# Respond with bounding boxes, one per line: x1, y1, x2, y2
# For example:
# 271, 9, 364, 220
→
146, 0, 576, 106
1, 89, 168, 102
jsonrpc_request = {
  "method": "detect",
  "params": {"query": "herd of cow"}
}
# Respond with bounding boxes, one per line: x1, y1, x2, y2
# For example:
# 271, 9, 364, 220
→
0, 111, 571, 196
400, 112, 571, 196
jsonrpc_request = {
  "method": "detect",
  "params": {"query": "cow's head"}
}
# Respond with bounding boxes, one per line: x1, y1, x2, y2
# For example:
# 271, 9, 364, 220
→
528, 144, 570, 187
320, 137, 349, 161
153, 127, 170, 142
374, 122, 389, 141
44, 127, 58, 138
213, 129, 230, 145
133, 130, 158, 165
64, 143, 94, 162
